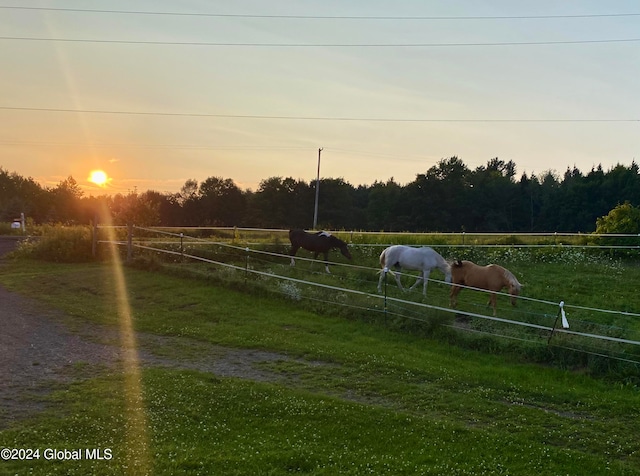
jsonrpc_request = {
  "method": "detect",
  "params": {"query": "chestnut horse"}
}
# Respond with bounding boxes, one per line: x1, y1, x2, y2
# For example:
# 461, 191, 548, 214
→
450, 260, 521, 316
377, 245, 451, 296
289, 229, 352, 273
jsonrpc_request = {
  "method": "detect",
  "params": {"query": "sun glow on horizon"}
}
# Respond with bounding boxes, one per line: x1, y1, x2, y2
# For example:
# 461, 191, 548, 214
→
88, 169, 109, 187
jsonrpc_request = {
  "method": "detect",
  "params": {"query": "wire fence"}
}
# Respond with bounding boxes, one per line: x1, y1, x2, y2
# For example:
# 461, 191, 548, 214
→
101, 226, 640, 248
96, 225, 640, 369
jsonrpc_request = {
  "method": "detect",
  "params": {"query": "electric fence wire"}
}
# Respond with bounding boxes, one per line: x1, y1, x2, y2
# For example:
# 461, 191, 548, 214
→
132, 227, 640, 314
147, 241, 640, 364
134, 228, 640, 319
113, 227, 640, 365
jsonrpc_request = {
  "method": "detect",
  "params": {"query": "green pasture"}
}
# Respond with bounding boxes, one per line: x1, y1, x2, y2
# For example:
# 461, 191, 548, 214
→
1, 250, 640, 474
123, 230, 640, 370
11, 226, 640, 370
9, 226, 640, 361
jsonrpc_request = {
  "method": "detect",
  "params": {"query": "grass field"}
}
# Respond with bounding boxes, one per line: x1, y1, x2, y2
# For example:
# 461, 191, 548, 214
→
1, 255, 639, 475
132, 234, 640, 373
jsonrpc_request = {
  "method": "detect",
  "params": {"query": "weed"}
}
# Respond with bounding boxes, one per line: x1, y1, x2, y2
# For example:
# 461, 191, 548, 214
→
11, 225, 93, 262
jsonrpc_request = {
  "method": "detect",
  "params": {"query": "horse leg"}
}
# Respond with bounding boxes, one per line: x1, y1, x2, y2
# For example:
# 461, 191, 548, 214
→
422, 270, 431, 296
408, 270, 431, 296
489, 293, 497, 316
307, 251, 318, 271
290, 245, 300, 266
450, 286, 460, 308
408, 273, 423, 291
394, 268, 405, 291
323, 251, 330, 274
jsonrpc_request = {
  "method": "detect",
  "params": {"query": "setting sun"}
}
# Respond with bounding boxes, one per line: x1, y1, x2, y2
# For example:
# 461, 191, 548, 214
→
88, 170, 109, 187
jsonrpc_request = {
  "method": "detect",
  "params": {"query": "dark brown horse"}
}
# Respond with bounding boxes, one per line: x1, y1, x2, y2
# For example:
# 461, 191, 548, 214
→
289, 229, 352, 273
450, 260, 522, 316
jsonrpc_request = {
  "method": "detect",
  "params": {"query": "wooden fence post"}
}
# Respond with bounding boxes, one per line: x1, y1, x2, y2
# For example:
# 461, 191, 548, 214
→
92, 214, 98, 258
127, 223, 133, 262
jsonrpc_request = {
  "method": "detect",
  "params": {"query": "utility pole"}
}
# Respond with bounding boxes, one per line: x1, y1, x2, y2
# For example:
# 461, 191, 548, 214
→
313, 147, 323, 229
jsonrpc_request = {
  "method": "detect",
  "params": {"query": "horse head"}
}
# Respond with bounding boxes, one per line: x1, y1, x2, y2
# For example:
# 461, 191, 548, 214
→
450, 259, 465, 281
507, 277, 522, 306
441, 261, 453, 283
330, 236, 352, 260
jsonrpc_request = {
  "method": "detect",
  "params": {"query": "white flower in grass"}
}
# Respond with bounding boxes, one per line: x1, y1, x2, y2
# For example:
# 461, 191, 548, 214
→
278, 281, 302, 301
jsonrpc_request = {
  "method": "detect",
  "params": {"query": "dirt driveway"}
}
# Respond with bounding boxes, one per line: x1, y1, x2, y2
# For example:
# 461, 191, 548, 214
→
0, 237, 297, 430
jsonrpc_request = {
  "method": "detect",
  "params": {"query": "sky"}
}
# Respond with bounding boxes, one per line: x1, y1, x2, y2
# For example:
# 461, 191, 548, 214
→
1, 1, 639, 196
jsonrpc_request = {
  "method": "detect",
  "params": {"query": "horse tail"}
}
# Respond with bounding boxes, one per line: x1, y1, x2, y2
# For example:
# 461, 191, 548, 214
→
379, 248, 387, 268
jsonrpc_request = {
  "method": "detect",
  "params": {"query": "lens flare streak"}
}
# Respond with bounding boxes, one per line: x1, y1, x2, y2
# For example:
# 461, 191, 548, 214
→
100, 203, 151, 474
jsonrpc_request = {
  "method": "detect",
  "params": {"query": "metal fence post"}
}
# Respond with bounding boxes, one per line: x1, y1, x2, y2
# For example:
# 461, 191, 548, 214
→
548, 301, 569, 345
245, 247, 250, 285
383, 266, 388, 325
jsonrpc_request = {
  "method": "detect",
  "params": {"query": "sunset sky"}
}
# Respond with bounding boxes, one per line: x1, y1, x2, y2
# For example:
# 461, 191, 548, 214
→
1, 1, 639, 196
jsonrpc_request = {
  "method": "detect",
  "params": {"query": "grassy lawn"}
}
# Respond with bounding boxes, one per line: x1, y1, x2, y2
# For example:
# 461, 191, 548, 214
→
1, 259, 639, 475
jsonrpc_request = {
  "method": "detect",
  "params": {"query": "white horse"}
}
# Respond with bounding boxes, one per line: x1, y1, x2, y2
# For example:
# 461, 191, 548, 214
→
377, 245, 452, 296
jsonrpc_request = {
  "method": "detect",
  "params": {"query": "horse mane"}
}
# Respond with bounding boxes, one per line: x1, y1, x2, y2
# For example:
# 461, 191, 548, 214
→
431, 250, 450, 273
501, 267, 522, 290
328, 234, 346, 247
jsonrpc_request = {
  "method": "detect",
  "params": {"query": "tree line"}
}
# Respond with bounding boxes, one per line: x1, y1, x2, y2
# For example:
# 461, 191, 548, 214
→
2, 157, 640, 233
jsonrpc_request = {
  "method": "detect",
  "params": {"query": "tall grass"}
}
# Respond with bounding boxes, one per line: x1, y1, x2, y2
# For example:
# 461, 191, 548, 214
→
10, 225, 94, 262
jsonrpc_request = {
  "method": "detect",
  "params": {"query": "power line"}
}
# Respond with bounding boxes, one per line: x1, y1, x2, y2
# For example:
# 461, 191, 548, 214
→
0, 140, 310, 151
2, 6, 640, 21
2, 36, 639, 47
0, 106, 637, 122
0, 106, 635, 124
0, 140, 433, 166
